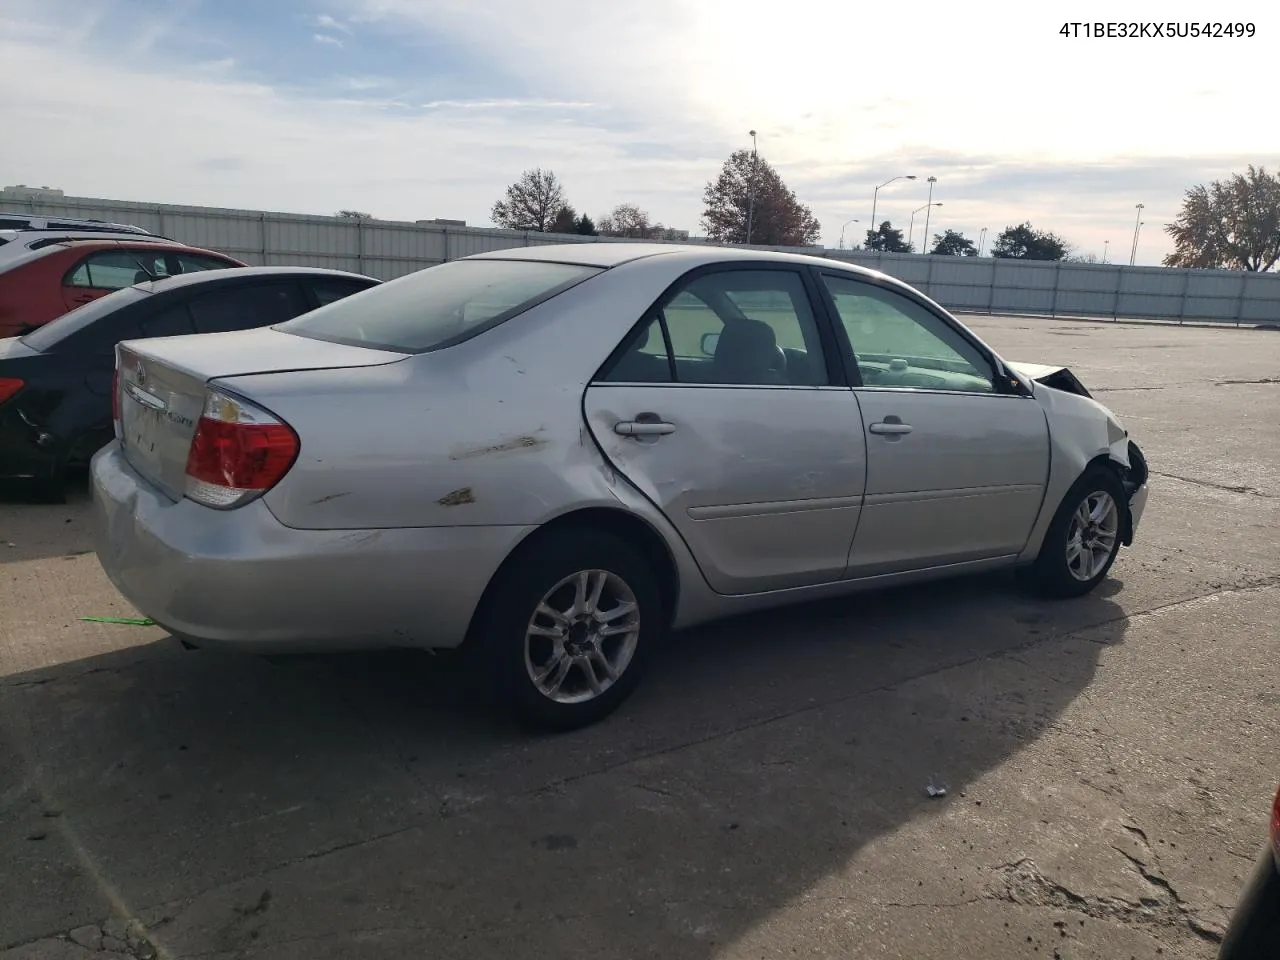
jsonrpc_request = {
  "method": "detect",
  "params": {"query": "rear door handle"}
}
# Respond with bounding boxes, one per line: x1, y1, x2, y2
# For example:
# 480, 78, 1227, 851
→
868, 421, 913, 435
614, 419, 675, 437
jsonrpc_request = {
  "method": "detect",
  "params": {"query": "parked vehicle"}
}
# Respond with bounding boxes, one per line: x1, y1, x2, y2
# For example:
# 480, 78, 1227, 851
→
1219, 783, 1280, 958
2, 267, 378, 493
0, 212, 156, 235
91, 244, 1150, 729
0, 238, 246, 337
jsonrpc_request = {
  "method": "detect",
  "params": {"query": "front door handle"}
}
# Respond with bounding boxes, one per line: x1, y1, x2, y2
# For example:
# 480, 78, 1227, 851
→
868, 421, 913, 435
615, 418, 675, 437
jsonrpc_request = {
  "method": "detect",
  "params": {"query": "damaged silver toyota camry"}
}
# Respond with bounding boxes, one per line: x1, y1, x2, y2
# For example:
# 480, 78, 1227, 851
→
92, 244, 1149, 729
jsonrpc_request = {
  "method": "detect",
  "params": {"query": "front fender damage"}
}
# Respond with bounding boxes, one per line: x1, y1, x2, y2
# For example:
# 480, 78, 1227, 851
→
1019, 379, 1150, 560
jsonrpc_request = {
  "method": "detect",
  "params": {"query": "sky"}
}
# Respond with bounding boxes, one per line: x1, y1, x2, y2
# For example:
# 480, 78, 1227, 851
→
1, 0, 1275, 265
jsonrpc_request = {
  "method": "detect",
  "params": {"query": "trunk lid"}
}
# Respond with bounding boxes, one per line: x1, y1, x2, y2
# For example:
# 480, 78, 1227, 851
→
0, 336, 41, 362
116, 327, 406, 500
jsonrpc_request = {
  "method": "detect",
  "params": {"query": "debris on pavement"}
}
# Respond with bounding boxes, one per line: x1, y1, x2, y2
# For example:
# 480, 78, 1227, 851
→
926, 781, 948, 798
78, 616, 156, 625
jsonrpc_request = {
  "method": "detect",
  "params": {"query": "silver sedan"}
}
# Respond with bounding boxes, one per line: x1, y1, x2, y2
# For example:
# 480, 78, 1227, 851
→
92, 244, 1150, 729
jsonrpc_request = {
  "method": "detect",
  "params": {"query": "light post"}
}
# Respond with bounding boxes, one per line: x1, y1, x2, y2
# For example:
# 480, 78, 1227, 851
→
1129, 203, 1144, 266
745, 130, 759, 245
838, 218, 860, 249
1103, 240, 1110, 263
870, 174, 916, 238
908, 202, 942, 252
978, 226, 988, 256
922, 176, 938, 255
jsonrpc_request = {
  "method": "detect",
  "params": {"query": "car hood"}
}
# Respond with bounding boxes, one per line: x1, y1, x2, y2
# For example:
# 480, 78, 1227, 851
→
1006, 360, 1094, 398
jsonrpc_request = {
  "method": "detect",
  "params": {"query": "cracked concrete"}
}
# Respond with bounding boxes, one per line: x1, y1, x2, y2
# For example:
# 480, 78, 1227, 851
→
2, 316, 1278, 959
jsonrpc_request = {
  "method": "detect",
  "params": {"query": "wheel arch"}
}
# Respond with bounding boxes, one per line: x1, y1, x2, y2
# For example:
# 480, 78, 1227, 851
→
462, 506, 681, 648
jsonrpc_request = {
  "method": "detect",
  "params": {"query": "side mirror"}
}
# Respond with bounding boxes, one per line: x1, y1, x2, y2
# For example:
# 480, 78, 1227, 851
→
700, 332, 720, 356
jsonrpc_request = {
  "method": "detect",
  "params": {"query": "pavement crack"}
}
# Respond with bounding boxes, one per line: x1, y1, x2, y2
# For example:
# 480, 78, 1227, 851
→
1148, 470, 1274, 498
1214, 376, 1280, 386
1111, 846, 1184, 906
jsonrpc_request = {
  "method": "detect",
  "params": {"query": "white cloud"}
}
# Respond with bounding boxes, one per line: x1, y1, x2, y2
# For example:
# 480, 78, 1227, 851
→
422, 99, 595, 111
313, 33, 344, 47
316, 13, 352, 33
0, 0, 1271, 260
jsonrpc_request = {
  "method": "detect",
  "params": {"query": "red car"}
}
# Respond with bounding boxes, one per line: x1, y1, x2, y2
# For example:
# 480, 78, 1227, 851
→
0, 238, 245, 337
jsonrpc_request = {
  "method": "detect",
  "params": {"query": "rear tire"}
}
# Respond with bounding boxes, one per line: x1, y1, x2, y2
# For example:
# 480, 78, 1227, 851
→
466, 529, 664, 731
1025, 465, 1127, 599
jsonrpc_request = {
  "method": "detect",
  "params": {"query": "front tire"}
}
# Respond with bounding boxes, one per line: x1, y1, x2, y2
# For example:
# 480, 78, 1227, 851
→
467, 529, 664, 731
1025, 465, 1127, 598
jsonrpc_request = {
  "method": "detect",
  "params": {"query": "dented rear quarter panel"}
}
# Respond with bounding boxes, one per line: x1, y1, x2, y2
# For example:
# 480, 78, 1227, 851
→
244, 252, 702, 530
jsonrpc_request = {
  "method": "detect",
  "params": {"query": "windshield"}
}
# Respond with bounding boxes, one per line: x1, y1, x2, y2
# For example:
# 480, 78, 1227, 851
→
19, 286, 149, 351
275, 258, 602, 353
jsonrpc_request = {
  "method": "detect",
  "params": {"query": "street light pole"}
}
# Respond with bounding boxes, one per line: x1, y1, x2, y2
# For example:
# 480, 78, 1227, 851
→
870, 174, 917, 243
838, 218, 859, 249
1129, 203, 1144, 266
922, 175, 938, 254
1103, 240, 1110, 263
908, 202, 942, 252
745, 130, 759, 245
978, 227, 988, 256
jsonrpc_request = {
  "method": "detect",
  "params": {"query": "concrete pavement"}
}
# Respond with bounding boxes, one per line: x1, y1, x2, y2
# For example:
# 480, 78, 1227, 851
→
1, 316, 1276, 959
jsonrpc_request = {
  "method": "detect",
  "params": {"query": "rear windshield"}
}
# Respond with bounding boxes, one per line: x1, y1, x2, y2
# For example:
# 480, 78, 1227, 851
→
20, 286, 149, 351
275, 258, 602, 353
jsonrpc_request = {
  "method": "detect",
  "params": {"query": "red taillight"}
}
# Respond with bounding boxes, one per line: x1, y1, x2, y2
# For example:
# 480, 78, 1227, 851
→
1270, 785, 1280, 866
184, 390, 298, 508
0, 377, 24, 404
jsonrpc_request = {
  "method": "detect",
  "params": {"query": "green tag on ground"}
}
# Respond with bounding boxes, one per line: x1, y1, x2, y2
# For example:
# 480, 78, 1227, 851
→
78, 616, 156, 626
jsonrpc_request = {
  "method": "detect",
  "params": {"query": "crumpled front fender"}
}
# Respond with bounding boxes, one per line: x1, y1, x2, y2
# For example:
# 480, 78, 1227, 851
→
1017, 379, 1144, 562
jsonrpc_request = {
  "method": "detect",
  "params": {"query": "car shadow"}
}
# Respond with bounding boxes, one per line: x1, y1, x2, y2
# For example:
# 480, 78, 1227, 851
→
0, 569, 1131, 958
0, 470, 94, 565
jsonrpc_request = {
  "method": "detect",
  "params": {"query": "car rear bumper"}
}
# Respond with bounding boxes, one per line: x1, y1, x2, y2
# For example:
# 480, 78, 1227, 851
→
0, 404, 59, 480
91, 442, 532, 654
1219, 847, 1280, 959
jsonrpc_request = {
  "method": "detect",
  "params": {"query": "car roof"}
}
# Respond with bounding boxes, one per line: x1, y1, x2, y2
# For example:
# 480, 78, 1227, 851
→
0, 213, 154, 235
467, 241, 892, 281
134, 265, 377, 294
466, 242, 689, 268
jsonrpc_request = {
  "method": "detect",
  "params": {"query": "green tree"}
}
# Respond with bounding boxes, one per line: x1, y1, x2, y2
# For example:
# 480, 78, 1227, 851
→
990, 222, 1069, 260
574, 213, 598, 236
864, 221, 912, 253
1164, 165, 1280, 271
550, 205, 578, 234
337, 210, 374, 220
701, 149, 821, 246
930, 229, 977, 256
490, 168, 568, 232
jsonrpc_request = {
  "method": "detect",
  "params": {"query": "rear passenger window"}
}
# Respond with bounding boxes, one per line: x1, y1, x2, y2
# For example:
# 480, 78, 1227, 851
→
188, 282, 309, 335
65, 251, 152, 290
309, 278, 373, 306
597, 269, 829, 387
173, 253, 235, 274
138, 304, 195, 339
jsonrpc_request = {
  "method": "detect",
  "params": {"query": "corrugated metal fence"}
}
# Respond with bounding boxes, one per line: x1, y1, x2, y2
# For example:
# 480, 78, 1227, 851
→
6, 192, 1279, 326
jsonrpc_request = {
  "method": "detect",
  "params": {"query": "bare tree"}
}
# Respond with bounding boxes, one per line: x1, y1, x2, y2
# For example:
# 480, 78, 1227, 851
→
597, 203, 661, 239
337, 210, 374, 220
490, 168, 569, 232
1164, 165, 1280, 271
701, 150, 820, 247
